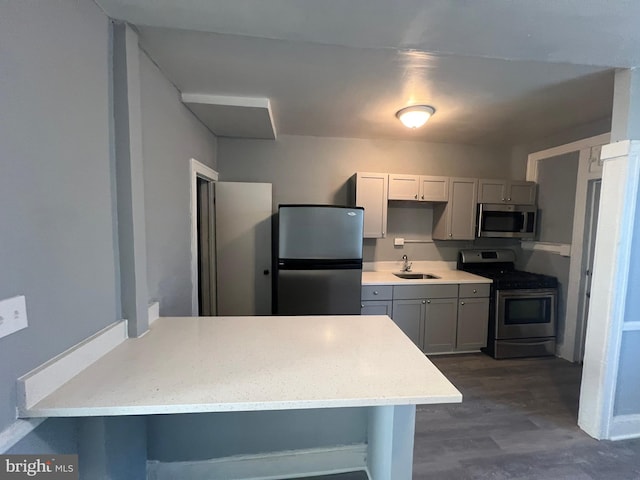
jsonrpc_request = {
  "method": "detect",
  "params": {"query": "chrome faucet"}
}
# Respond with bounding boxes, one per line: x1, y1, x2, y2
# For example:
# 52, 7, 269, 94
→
401, 254, 412, 272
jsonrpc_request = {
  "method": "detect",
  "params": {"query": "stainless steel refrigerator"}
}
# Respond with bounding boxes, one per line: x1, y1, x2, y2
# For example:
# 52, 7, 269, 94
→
275, 205, 364, 315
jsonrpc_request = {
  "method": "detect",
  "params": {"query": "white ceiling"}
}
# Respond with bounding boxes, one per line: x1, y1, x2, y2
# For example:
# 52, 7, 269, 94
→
95, 0, 623, 145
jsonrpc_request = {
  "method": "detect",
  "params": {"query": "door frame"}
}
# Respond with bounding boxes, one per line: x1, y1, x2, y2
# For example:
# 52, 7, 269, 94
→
190, 158, 219, 316
526, 132, 609, 361
575, 178, 602, 361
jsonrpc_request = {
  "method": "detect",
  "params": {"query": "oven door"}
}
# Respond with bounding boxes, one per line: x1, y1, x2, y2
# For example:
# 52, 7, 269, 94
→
496, 289, 557, 339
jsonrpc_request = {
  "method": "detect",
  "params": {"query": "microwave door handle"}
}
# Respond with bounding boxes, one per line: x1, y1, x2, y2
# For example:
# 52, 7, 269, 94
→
520, 212, 527, 233
477, 204, 483, 237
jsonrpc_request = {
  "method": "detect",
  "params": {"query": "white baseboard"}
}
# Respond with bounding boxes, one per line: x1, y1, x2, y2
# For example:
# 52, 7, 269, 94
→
0, 418, 47, 453
148, 302, 160, 326
17, 320, 128, 414
147, 444, 368, 480
609, 414, 640, 440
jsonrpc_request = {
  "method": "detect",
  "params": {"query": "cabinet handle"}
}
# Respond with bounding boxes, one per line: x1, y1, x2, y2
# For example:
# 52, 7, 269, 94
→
422, 300, 426, 304
501, 198, 505, 201
449, 233, 452, 237
373, 291, 379, 295
361, 304, 365, 308
415, 194, 418, 199
507, 197, 511, 201
461, 301, 465, 305
473, 289, 477, 293
427, 300, 431, 304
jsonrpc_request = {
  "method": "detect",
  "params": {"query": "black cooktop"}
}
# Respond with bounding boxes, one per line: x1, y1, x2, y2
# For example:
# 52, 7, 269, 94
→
462, 266, 558, 290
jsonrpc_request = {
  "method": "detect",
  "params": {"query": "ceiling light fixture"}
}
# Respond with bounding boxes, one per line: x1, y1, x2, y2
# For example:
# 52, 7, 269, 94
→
396, 105, 436, 129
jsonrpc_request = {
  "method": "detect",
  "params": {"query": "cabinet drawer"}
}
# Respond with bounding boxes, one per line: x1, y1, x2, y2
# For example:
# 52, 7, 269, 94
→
393, 284, 458, 300
361, 285, 393, 301
459, 283, 490, 298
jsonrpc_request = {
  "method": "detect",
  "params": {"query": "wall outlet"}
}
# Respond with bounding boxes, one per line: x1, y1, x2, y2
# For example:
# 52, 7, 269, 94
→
394, 237, 405, 246
0, 295, 28, 339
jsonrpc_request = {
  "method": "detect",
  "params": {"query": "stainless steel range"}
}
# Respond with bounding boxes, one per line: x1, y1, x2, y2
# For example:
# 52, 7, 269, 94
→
458, 249, 558, 359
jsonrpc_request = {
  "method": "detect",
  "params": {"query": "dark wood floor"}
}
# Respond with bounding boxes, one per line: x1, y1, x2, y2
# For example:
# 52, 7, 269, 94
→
413, 353, 640, 480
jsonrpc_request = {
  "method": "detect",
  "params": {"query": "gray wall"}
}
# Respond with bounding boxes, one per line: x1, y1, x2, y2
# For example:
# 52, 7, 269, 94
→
517, 152, 579, 348
139, 50, 218, 316
218, 134, 513, 261
614, 331, 640, 416
614, 179, 640, 416
537, 153, 580, 243
148, 408, 368, 462
0, 0, 117, 438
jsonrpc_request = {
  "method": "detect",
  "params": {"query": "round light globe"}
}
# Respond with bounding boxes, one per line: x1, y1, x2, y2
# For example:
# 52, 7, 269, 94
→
396, 105, 436, 129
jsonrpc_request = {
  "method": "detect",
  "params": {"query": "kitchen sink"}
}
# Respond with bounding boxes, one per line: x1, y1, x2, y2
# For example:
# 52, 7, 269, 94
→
393, 272, 441, 280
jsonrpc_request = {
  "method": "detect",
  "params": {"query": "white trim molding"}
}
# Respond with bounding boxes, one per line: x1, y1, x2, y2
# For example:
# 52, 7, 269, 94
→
527, 134, 609, 362
17, 320, 128, 414
521, 241, 571, 257
189, 158, 219, 316
146, 444, 367, 480
0, 418, 47, 453
526, 133, 610, 181
578, 140, 640, 440
622, 321, 640, 332
609, 414, 640, 441
148, 302, 160, 326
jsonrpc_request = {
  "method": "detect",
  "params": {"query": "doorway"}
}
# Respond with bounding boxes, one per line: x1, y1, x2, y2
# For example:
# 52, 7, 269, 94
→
196, 177, 217, 316
576, 179, 602, 361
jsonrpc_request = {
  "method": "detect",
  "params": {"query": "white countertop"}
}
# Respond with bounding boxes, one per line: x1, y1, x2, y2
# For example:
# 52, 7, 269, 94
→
22, 316, 462, 417
362, 270, 492, 286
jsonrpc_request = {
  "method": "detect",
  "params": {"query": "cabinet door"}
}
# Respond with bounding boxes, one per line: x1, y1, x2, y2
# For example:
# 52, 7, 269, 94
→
361, 300, 393, 316
456, 297, 490, 351
356, 172, 388, 238
423, 298, 458, 354
449, 178, 478, 240
419, 176, 449, 202
388, 174, 420, 200
478, 179, 507, 203
391, 299, 424, 349
507, 181, 536, 205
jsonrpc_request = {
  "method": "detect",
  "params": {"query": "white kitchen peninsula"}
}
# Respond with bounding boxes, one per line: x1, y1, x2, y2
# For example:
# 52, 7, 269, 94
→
18, 315, 461, 480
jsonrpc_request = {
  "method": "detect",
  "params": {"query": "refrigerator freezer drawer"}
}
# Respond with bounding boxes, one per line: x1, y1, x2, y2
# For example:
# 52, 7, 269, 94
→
277, 268, 362, 315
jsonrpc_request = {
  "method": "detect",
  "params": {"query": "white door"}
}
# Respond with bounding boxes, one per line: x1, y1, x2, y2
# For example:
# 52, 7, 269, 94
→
577, 179, 602, 361
215, 182, 273, 315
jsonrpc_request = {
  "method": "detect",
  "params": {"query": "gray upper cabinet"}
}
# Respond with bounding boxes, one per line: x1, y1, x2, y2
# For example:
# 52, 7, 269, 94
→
508, 181, 537, 205
356, 172, 388, 238
432, 177, 478, 240
388, 174, 420, 200
478, 179, 536, 205
388, 174, 449, 202
419, 175, 449, 202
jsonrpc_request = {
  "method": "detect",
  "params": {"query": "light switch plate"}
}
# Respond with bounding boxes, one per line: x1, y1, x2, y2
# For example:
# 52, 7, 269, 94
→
0, 295, 28, 339
394, 237, 405, 246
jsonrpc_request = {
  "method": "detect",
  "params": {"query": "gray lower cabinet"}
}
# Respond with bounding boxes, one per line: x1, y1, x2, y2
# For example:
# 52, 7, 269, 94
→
361, 285, 393, 316
390, 299, 424, 348
456, 297, 490, 351
423, 298, 458, 354
361, 300, 393, 316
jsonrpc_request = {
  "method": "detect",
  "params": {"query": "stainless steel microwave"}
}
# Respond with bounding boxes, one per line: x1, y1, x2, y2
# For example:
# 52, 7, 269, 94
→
477, 204, 537, 239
